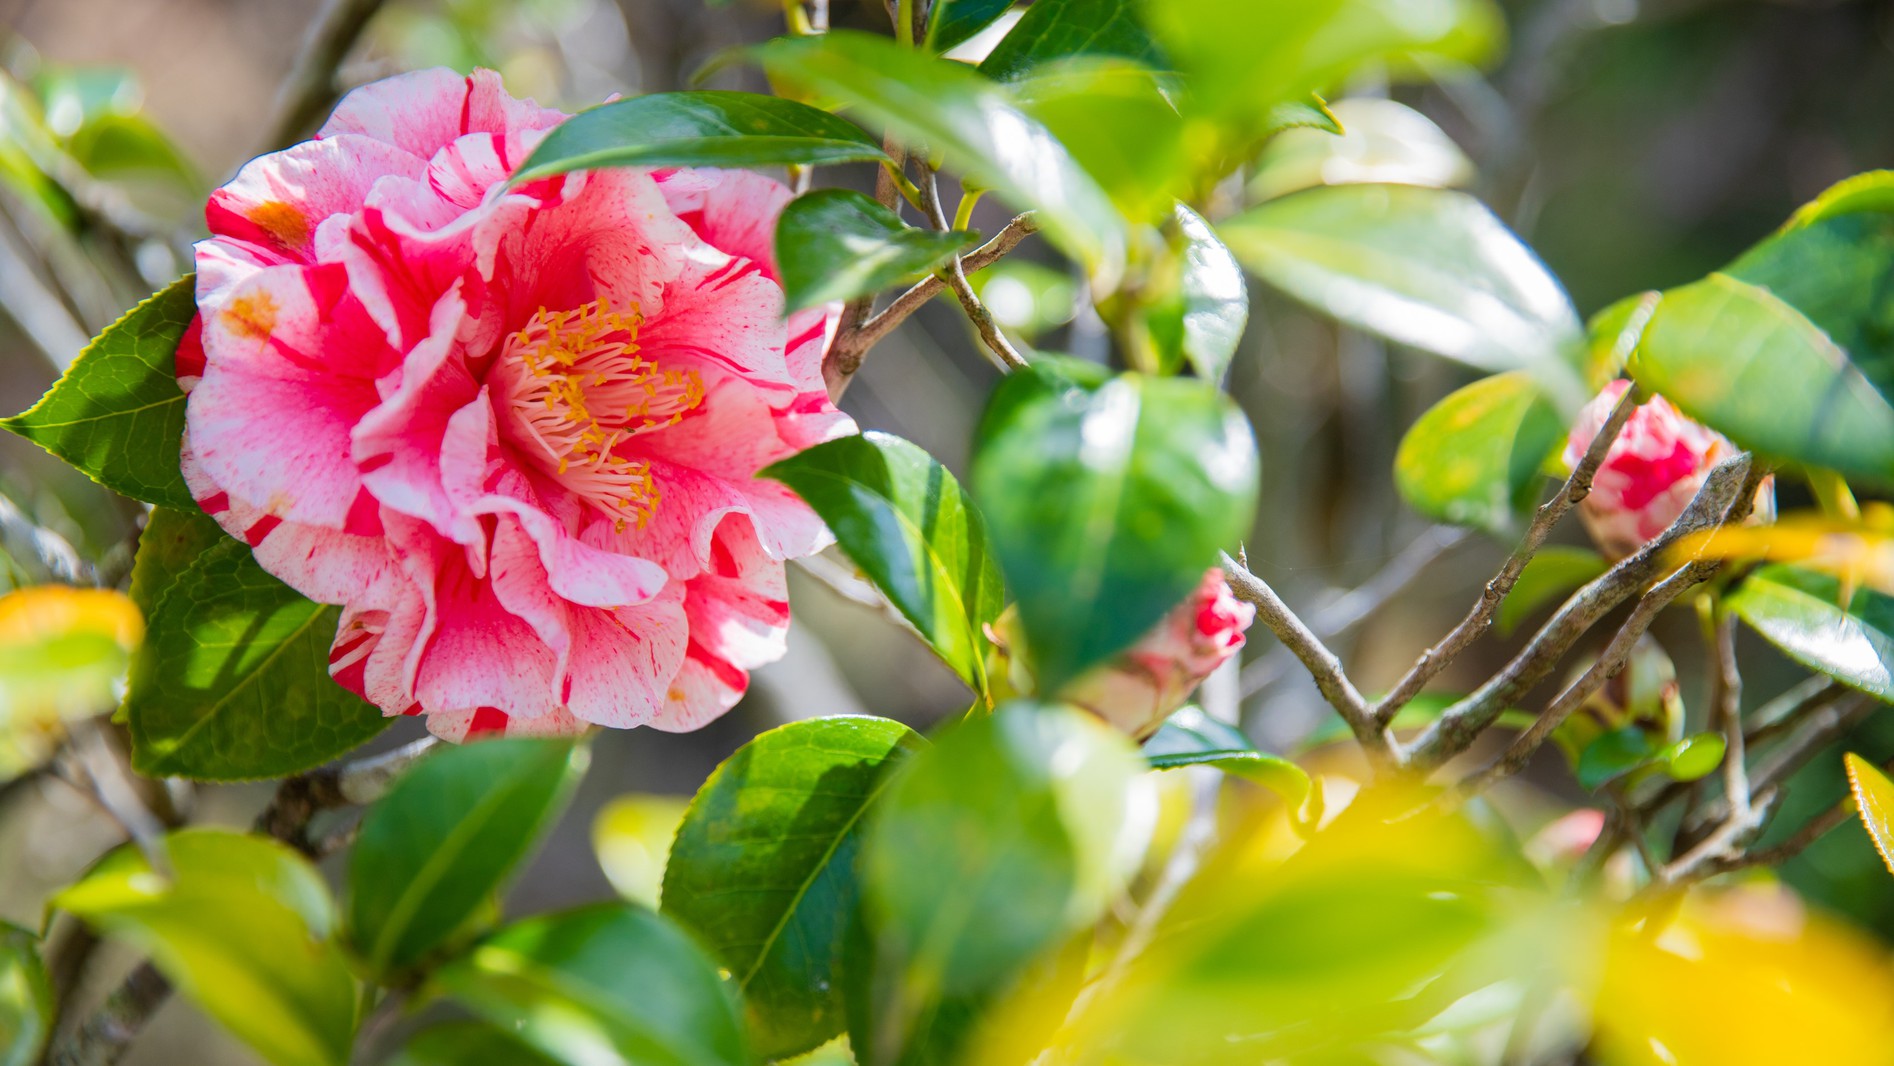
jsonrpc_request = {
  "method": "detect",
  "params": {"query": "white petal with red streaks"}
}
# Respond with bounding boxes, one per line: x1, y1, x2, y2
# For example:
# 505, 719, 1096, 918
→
318, 68, 563, 162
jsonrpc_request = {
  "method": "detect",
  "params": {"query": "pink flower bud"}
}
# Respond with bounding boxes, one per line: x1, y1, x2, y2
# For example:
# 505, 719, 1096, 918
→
1060, 568, 1257, 738
1564, 380, 1768, 560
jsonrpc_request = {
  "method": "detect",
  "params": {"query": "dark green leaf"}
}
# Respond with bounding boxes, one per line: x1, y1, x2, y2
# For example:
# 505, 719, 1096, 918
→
3, 276, 195, 508
1630, 274, 1894, 481
1728, 564, 1894, 702
766, 433, 1005, 692
1393, 371, 1566, 535
1496, 546, 1607, 637
55, 829, 356, 1066
753, 31, 1127, 284
776, 189, 978, 313
662, 716, 923, 1060
927, 0, 1016, 53
1725, 172, 1894, 405
864, 703, 1145, 996
1142, 707, 1311, 811
0, 926, 49, 1066
435, 903, 749, 1066
390, 1022, 563, 1066
123, 537, 389, 780
127, 505, 225, 618
1575, 726, 1659, 791
346, 738, 586, 977
512, 92, 886, 182
980, 0, 1163, 82
1142, 0, 1502, 133
972, 369, 1259, 691
1221, 185, 1586, 407
1250, 97, 1472, 201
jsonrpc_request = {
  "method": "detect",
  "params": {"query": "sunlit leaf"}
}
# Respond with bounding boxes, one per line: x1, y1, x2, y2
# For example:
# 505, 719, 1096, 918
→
1595, 891, 1894, 1065
1845, 752, 1894, 877
56, 829, 357, 1066
346, 738, 585, 978
776, 189, 978, 312
1394, 371, 1566, 535
435, 903, 749, 1066
971, 369, 1259, 691
1250, 97, 1473, 202
512, 91, 887, 182
753, 31, 1127, 286
1221, 185, 1586, 407
593, 794, 688, 908
1143, 707, 1312, 813
1007, 59, 1185, 224
663, 716, 922, 1060
927, 0, 1017, 53
123, 537, 388, 779
0, 585, 142, 780
1727, 564, 1894, 702
1497, 546, 1607, 636
0, 925, 50, 1066
1630, 274, 1894, 481
1150, 204, 1248, 383
1673, 506, 1894, 597
2, 276, 195, 507
766, 433, 1006, 694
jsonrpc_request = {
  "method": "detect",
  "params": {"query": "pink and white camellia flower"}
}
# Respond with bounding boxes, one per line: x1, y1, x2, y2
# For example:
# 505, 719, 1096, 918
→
1564, 379, 1769, 560
178, 68, 853, 740
1058, 568, 1256, 739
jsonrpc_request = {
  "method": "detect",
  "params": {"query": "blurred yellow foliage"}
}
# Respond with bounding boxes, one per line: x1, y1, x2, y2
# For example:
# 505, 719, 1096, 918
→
0, 584, 142, 779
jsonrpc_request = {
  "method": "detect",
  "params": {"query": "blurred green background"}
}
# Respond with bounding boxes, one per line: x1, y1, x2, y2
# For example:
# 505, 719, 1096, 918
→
1, 0, 1891, 1061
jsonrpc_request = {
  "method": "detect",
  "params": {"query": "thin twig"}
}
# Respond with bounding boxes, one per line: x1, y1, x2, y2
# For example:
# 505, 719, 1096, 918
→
1709, 608, 1750, 822
1454, 556, 1720, 798
1219, 551, 1395, 768
917, 170, 1026, 372
1373, 385, 1643, 725
1404, 453, 1753, 770
1673, 692, 1875, 850
258, 0, 390, 154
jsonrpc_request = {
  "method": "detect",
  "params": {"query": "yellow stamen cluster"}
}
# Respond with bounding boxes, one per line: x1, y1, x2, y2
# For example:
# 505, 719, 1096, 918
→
496, 298, 705, 532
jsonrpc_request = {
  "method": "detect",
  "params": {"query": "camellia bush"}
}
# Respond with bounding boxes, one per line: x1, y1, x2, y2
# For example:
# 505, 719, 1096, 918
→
7, 0, 1894, 1064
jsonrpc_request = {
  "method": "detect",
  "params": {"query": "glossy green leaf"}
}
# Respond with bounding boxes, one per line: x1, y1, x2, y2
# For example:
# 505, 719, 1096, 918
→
55, 829, 356, 1066
1844, 752, 1894, 877
2, 276, 195, 508
1142, 707, 1312, 811
1728, 564, 1894, 702
864, 702, 1146, 996
1497, 546, 1607, 637
1142, 0, 1503, 133
127, 505, 224, 618
1658, 733, 1727, 783
753, 31, 1127, 285
592, 793, 689, 908
0, 926, 50, 1066
512, 91, 885, 182
1631, 275, 1894, 480
971, 369, 1258, 692
776, 189, 978, 313
346, 738, 586, 977
1575, 727, 1658, 791
1008, 59, 1184, 224
1250, 97, 1473, 202
1394, 371, 1565, 535
1583, 291, 1657, 389
390, 1022, 563, 1066
980, 0, 1163, 82
766, 433, 1006, 693
1264, 94, 1344, 135
123, 537, 388, 779
1158, 204, 1248, 382
435, 903, 748, 1066
663, 716, 923, 1060
1726, 172, 1894, 404
928, 0, 1017, 53
1222, 185, 1586, 408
